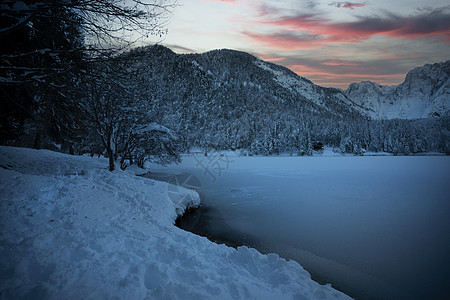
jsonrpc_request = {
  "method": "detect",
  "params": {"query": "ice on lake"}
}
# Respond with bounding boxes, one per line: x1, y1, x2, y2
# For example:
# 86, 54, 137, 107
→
149, 155, 450, 300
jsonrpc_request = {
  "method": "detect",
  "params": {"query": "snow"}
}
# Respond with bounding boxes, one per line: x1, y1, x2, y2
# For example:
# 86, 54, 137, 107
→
0, 146, 350, 300
254, 59, 370, 117
135, 122, 173, 136
255, 60, 323, 105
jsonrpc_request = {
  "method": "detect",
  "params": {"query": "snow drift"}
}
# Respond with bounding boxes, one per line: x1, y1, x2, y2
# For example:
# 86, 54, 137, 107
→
0, 146, 350, 299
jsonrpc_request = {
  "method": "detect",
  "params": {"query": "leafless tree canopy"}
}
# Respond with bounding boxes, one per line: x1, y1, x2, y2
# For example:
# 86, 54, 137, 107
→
1, 0, 176, 43
0, 0, 176, 145
0, 0, 177, 83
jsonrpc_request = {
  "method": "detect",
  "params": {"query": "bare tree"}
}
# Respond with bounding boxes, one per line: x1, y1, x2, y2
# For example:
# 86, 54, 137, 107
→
1, 0, 176, 83
1, 0, 176, 144
77, 54, 180, 171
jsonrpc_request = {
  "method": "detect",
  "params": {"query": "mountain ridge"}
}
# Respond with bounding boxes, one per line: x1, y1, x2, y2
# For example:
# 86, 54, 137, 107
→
171, 45, 449, 120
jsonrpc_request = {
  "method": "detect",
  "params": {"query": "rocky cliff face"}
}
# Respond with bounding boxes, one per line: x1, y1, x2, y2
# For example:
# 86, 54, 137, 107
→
345, 61, 450, 119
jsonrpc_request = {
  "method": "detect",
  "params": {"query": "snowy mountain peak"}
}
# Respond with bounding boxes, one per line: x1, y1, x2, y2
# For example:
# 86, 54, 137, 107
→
399, 61, 450, 100
346, 81, 393, 95
346, 61, 450, 119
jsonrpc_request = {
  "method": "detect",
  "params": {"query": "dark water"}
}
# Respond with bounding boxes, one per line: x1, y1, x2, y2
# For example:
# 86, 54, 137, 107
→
175, 205, 255, 249
146, 157, 450, 300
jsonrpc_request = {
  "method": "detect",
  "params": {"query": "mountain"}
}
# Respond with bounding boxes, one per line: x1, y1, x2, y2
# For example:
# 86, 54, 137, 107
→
345, 61, 450, 119
188, 49, 357, 118
136, 45, 362, 120
120, 45, 448, 155
126, 45, 367, 154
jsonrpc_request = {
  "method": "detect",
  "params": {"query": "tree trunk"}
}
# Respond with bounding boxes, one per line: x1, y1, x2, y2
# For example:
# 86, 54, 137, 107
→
33, 133, 41, 150
107, 148, 115, 171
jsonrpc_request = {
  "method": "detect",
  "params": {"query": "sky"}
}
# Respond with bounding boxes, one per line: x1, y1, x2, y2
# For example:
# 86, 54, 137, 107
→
155, 0, 450, 89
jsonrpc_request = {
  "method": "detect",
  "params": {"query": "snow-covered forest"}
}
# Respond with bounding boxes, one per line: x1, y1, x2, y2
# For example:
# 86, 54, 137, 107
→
114, 46, 450, 156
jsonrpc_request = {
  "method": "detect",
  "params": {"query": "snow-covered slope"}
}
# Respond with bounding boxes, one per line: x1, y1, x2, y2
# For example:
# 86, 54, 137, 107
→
254, 59, 355, 113
345, 61, 450, 119
0, 146, 351, 299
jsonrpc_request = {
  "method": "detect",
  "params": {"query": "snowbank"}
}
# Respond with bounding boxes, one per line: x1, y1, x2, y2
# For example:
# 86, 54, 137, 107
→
0, 146, 351, 299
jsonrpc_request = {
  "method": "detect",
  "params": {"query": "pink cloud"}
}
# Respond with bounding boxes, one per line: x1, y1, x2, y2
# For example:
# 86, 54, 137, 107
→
244, 8, 450, 51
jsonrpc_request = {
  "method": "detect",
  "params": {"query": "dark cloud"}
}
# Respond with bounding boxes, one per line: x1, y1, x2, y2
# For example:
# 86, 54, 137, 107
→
256, 2, 322, 18
242, 30, 327, 50
329, 2, 366, 10
256, 3, 282, 17
341, 7, 450, 39
306, 1, 319, 9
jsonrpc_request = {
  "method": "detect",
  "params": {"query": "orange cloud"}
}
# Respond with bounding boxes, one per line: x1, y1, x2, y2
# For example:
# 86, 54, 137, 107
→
321, 60, 359, 66
289, 63, 406, 88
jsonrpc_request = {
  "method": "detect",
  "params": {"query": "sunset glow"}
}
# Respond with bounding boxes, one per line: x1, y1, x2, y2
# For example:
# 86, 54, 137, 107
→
159, 0, 450, 89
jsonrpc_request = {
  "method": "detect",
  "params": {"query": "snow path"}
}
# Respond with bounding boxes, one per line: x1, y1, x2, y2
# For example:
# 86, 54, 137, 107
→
0, 146, 351, 299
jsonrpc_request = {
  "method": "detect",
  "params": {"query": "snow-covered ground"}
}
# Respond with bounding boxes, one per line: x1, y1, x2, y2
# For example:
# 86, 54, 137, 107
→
0, 146, 351, 300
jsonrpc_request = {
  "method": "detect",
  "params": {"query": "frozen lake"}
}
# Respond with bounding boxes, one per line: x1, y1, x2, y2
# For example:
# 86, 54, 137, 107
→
148, 155, 450, 300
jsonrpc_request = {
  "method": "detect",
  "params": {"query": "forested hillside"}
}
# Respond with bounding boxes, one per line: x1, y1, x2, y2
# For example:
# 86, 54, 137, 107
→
124, 45, 450, 155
